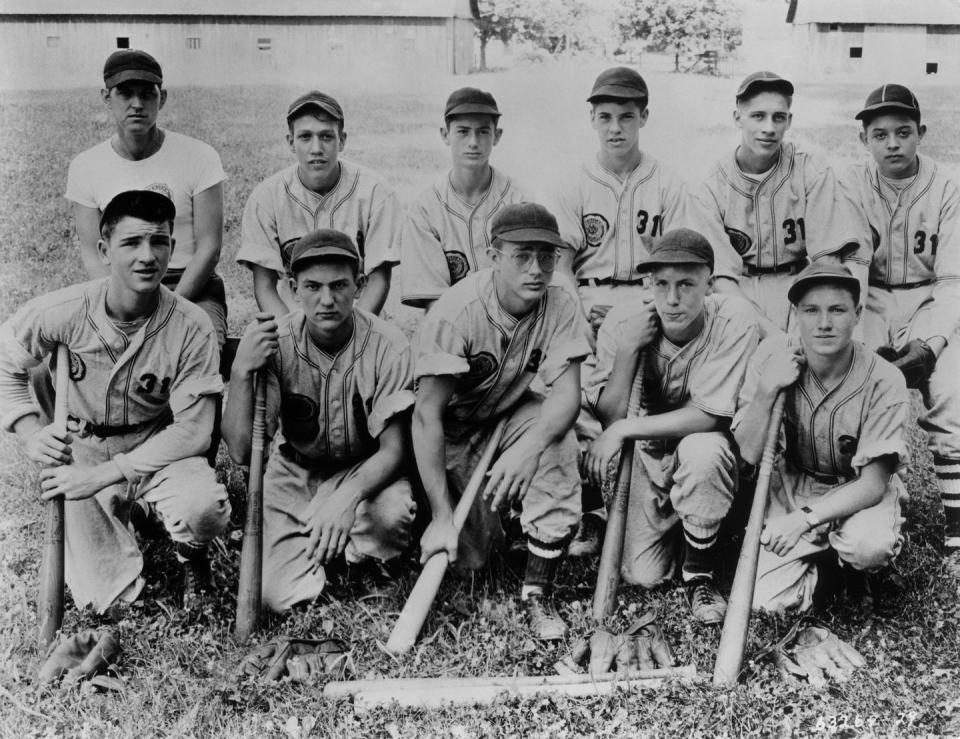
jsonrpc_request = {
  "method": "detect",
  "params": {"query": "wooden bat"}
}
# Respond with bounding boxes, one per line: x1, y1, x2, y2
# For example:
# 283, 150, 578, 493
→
324, 665, 697, 709
712, 392, 786, 686
386, 417, 508, 655
235, 368, 268, 641
592, 351, 647, 621
38, 344, 70, 650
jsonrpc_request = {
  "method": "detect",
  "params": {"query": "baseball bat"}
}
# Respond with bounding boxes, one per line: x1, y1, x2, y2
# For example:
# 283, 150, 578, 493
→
386, 417, 508, 655
592, 352, 646, 621
235, 368, 268, 641
38, 344, 69, 650
712, 392, 786, 686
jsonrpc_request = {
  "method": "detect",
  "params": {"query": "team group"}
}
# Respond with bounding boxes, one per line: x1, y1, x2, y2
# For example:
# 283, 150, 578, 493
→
1, 48, 958, 644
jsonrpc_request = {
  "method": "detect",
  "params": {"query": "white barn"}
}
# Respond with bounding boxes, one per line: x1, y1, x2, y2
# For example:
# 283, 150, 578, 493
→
786, 0, 960, 80
0, 0, 475, 90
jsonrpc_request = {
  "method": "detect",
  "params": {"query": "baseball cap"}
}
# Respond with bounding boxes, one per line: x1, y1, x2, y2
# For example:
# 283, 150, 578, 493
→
787, 261, 861, 305
289, 229, 360, 272
287, 91, 344, 124
103, 49, 162, 88
444, 87, 500, 121
491, 203, 566, 249
99, 188, 176, 234
855, 83, 921, 122
635, 228, 714, 273
587, 67, 648, 103
736, 71, 794, 101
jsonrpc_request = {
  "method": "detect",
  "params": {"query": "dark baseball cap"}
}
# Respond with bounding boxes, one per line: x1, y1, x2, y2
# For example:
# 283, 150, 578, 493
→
635, 228, 714, 273
588, 67, 648, 103
855, 83, 921, 123
289, 229, 360, 272
736, 71, 794, 101
103, 49, 162, 88
787, 261, 861, 305
444, 87, 500, 121
99, 188, 176, 234
491, 203, 566, 249
287, 91, 344, 124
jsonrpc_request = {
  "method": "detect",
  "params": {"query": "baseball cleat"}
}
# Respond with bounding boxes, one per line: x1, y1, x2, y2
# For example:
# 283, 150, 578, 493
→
684, 577, 727, 625
522, 592, 567, 641
566, 512, 605, 558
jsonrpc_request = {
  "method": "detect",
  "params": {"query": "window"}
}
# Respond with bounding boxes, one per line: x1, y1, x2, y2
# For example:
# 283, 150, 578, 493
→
116, 37, 129, 48
257, 37, 271, 50
927, 62, 939, 74
849, 47, 862, 58
46, 36, 60, 48
829, 23, 839, 31
186, 37, 200, 49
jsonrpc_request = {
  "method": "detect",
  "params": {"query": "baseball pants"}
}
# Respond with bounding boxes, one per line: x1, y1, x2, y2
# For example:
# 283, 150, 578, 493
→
753, 460, 906, 612
261, 448, 416, 612
445, 397, 581, 571
621, 431, 738, 587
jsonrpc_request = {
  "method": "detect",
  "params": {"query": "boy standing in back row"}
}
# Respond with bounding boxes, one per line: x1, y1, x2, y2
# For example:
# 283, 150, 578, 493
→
839, 84, 960, 576
401, 87, 530, 312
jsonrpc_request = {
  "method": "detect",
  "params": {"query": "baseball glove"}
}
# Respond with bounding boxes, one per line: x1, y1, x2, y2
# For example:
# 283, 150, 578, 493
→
559, 610, 675, 675
762, 618, 865, 689
39, 629, 121, 688
238, 637, 352, 682
876, 339, 936, 390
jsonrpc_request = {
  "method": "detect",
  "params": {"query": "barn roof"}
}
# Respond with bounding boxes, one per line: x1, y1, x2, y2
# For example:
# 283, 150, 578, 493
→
787, 0, 960, 25
0, 0, 473, 18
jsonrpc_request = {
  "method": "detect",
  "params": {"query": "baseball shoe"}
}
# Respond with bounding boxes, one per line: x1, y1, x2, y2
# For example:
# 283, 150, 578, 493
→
176, 543, 214, 609
684, 577, 726, 625
522, 592, 567, 641
566, 512, 605, 558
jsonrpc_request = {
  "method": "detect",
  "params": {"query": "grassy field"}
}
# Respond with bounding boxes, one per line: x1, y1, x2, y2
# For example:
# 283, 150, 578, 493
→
2, 61, 960, 737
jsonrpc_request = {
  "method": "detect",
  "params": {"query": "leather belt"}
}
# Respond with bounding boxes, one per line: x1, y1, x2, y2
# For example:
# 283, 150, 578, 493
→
743, 261, 804, 276
279, 442, 328, 471
797, 465, 851, 486
70, 409, 172, 439
868, 278, 934, 290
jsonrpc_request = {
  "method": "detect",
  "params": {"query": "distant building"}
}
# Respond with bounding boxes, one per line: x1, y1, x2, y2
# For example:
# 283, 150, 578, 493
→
787, 0, 960, 80
0, 0, 475, 90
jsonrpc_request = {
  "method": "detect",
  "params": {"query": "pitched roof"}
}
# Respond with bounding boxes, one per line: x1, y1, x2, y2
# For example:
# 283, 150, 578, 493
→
787, 0, 960, 25
0, 0, 472, 18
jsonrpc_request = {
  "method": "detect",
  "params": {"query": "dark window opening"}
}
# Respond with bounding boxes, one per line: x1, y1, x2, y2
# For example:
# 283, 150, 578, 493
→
186, 37, 200, 49
829, 23, 839, 31
927, 62, 939, 74
849, 47, 862, 58
117, 37, 129, 48
257, 37, 271, 50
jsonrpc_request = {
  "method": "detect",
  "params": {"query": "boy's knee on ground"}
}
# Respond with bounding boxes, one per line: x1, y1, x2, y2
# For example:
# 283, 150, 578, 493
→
830, 524, 899, 572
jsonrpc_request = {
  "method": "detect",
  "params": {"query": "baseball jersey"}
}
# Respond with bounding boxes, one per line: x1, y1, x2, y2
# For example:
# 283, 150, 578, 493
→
695, 141, 869, 272
237, 160, 403, 310
553, 154, 740, 283
264, 308, 413, 468
586, 293, 761, 418
400, 168, 529, 307
840, 153, 960, 340
0, 279, 222, 476
414, 269, 590, 435
65, 130, 226, 272
734, 335, 909, 478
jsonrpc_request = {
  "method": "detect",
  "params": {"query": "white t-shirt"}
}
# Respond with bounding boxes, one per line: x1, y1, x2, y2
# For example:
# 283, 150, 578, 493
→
65, 130, 227, 271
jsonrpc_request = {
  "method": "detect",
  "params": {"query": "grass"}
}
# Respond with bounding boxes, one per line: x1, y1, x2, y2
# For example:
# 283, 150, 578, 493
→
2, 61, 960, 737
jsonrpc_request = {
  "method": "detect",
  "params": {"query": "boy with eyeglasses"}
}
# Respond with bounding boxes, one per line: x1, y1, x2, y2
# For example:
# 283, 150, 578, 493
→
412, 203, 590, 641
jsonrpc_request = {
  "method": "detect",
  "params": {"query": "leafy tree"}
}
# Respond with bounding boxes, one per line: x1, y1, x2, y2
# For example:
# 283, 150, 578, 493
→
616, 0, 742, 72
471, 0, 524, 71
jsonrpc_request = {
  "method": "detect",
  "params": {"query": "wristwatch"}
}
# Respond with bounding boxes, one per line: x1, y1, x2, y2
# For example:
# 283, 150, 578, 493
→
800, 505, 822, 530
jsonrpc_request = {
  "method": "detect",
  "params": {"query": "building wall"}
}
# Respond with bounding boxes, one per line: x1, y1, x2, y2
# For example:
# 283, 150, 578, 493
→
0, 15, 473, 89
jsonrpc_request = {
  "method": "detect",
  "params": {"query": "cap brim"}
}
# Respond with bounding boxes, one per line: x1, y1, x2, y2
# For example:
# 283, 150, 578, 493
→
287, 101, 343, 122
445, 103, 500, 119
587, 84, 647, 102
787, 275, 860, 304
855, 102, 920, 120
737, 80, 794, 99
290, 246, 359, 270
105, 70, 162, 87
497, 228, 566, 249
636, 255, 713, 273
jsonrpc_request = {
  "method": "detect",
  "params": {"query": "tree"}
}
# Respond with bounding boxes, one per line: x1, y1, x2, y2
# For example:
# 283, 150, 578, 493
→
616, 0, 742, 72
471, 0, 524, 71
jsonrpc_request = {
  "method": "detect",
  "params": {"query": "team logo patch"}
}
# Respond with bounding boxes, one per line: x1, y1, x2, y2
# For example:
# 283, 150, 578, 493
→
582, 214, 609, 248
144, 182, 173, 202
838, 435, 859, 458
445, 251, 470, 283
280, 394, 320, 442
524, 348, 543, 374
68, 351, 85, 381
870, 226, 881, 251
725, 226, 752, 256
463, 351, 498, 388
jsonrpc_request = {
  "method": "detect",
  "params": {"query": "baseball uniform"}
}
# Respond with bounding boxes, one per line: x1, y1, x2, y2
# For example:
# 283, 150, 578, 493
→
0, 280, 230, 611
695, 141, 870, 331
734, 334, 910, 612
400, 168, 529, 308
840, 154, 960, 507
65, 131, 229, 343
237, 160, 403, 311
413, 269, 590, 568
258, 308, 416, 612
588, 293, 761, 586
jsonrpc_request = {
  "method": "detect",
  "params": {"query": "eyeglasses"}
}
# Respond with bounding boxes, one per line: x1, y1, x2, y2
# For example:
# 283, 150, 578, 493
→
494, 248, 559, 271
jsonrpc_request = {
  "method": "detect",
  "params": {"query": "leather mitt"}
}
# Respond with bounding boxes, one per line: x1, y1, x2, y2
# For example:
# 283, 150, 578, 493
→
39, 629, 121, 688
239, 637, 352, 682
